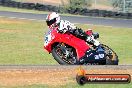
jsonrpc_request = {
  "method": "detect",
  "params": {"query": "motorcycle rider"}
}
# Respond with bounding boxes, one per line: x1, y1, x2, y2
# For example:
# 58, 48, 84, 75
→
46, 12, 100, 63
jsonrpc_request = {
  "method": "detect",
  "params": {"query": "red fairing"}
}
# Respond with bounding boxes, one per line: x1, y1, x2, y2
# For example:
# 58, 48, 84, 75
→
44, 27, 90, 60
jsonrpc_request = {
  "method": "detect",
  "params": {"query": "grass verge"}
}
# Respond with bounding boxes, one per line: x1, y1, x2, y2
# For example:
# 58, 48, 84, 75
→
0, 84, 49, 88
0, 17, 57, 65
0, 17, 132, 65
59, 83, 132, 88
1, 83, 132, 88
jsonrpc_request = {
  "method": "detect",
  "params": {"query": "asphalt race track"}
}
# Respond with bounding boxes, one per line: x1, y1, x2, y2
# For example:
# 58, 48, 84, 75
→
0, 11, 132, 28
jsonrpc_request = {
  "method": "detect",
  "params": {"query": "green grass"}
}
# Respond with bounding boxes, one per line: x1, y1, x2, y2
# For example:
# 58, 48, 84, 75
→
59, 83, 132, 88
1, 83, 131, 88
0, 17, 57, 65
0, 84, 49, 88
0, 17, 132, 65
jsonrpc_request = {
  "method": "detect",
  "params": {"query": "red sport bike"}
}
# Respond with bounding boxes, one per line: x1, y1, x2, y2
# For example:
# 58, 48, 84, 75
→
44, 27, 118, 65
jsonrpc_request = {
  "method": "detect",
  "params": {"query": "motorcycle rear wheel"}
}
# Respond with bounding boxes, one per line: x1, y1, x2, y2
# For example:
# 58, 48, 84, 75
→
101, 44, 119, 65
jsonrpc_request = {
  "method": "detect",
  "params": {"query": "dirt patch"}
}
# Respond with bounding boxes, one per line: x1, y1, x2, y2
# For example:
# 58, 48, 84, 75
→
0, 69, 75, 87
0, 67, 132, 87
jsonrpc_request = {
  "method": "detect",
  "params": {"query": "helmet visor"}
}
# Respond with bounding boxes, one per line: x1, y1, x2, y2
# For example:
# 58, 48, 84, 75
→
46, 18, 56, 26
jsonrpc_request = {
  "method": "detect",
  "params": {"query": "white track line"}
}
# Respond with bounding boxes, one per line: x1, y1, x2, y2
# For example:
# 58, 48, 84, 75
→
0, 15, 119, 28
0, 16, 44, 22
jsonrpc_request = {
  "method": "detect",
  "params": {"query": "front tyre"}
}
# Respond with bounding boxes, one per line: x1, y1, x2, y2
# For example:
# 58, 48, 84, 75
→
52, 44, 78, 65
101, 44, 118, 65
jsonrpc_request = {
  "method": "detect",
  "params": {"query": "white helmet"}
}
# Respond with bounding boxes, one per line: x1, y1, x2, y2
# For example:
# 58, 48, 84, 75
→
46, 12, 60, 28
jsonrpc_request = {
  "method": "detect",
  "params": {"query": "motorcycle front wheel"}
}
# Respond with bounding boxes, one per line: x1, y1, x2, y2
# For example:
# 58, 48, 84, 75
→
52, 43, 78, 65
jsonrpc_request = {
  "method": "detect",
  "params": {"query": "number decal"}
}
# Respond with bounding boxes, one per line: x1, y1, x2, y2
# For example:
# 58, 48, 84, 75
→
95, 54, 104, 59
99, 54, 104, 58
44, 30, 52, 46
95, 55, 99, 59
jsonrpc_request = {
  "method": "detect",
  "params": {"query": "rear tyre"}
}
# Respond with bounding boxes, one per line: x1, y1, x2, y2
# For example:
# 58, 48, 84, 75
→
101, 44, 118, 65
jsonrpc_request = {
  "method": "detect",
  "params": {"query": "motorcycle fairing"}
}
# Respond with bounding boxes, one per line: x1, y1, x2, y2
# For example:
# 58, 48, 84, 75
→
44, 28, 90, 60
80, 46, 106, 64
